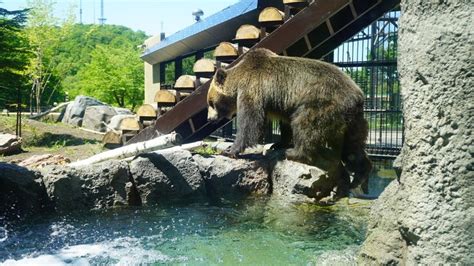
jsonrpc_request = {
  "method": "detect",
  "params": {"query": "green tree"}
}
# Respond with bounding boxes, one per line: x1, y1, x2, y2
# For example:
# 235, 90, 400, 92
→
0, 5, 30, 109
59, 24, 147, 100
24, 0, 74, 112
77, 44, 144, 110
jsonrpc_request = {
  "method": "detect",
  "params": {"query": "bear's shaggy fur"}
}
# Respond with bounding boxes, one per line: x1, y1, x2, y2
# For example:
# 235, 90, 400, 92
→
207, 48, 371, 188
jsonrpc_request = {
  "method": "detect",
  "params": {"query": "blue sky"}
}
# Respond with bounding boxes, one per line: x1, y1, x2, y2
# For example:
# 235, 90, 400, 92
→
2, 0, 239, 37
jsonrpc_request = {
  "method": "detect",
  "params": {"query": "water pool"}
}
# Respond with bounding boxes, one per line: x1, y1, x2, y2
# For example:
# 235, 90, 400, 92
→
1, 160, 395, 265
0, 197, 370, 265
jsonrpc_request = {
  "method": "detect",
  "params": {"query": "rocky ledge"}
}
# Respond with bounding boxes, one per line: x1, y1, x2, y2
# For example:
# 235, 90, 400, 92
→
1, 149, 354, 219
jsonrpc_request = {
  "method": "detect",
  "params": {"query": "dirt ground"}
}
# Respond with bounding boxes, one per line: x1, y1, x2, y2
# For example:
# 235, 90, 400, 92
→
0, 115, 107, 164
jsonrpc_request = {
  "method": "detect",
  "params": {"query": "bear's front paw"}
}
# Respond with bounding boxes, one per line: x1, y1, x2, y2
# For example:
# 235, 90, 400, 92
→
221, 148, 240, 158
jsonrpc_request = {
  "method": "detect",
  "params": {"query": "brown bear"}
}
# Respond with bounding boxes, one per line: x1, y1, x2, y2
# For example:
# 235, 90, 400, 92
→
207, 48, 371, 189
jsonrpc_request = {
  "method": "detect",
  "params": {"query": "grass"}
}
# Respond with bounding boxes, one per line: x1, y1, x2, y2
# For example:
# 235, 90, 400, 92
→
194, 145, 219, 156
0, 115, 105, 162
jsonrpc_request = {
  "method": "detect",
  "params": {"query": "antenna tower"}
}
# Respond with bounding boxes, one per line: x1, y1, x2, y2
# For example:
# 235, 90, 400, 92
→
98, 0, 106, 25
79, 0, 83, 24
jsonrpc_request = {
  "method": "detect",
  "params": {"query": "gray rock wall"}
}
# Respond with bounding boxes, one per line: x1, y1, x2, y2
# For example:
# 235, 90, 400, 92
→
2, 149, 350, 217
358, 1, 473, 264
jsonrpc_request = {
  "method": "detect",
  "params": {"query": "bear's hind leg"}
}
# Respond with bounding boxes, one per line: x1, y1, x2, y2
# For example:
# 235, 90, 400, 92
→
287, 105, 345, 167
342, 111, 372, 192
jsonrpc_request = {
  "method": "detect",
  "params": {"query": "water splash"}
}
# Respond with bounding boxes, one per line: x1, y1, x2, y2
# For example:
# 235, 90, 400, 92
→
0, 226, 7, 243
0, 197, 371, 265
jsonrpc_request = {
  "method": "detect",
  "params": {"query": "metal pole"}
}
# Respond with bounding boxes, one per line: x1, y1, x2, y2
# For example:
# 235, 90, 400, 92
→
16, 87, 22, 137
79, 0, 83, 24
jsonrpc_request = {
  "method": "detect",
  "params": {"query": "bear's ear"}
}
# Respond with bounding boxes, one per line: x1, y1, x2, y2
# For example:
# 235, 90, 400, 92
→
215, 68, 227, 86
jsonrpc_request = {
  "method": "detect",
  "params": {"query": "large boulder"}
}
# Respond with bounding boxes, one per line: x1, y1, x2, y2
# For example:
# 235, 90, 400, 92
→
271, 159, 349, 204
129, 150, 206, 204
62, 95, 105, 126
0, 163, 51, 219
193, 154, 271, 200
41, 160, 135, 212
358, 1, 473, 264
0, 133, 22, 155
114, 107, 133, 115
82, 105, 118, 132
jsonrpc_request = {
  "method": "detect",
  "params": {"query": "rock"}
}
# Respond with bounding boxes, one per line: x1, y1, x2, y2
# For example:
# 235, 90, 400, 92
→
114, 107, 133, 115
82, 105, 118, 132
129, 150, 206, 204
18, 154, 70, 169
0, 133, 22, 155
0, 163, 51, 219
271, 158, 349, 204
41, 160, 134, 212
62, 95, 105, 126
193, 154, 271, 200
358, 1, 473, 264
107, 114, 137, 132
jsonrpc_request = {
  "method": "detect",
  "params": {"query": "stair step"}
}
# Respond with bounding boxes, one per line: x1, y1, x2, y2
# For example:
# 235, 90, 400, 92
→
193, 58, 216, 78
214, 42, 239, 62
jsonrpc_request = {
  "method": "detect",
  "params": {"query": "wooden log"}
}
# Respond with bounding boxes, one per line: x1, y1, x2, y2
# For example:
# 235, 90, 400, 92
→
174, 75, 196, 90
120, 117, 140, 131
29, 101, 71, 120
235, 24, 260, 40
154, 90, 178, 106
122, 141, 205, 162
69, 132, 182, 167
102, 130, 123, 145
214, 42, 239, 61
258, 7, 285, 23
193, 58, 216, 76
136, 104, 157, 118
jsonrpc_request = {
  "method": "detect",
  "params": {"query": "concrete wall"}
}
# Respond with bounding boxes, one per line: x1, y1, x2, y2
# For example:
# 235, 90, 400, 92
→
144, 62, 160, 106
358, 1, 473, 264
143, 35, 162, 107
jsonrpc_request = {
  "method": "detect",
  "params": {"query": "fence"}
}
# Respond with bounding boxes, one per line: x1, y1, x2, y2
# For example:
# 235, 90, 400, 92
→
212, 9, 403, 158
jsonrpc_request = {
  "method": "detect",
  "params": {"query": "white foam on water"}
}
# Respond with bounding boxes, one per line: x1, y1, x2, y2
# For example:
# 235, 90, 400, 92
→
0, 226, 7, 243
1, 236, 183, 266
2, 255, 69, 266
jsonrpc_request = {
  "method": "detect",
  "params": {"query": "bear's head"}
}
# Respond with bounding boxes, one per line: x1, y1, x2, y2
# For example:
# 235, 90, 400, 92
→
207, 68, 237, 121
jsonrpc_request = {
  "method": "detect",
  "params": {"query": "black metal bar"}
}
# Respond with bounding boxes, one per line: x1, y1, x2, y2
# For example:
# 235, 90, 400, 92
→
174, 57, 183, 79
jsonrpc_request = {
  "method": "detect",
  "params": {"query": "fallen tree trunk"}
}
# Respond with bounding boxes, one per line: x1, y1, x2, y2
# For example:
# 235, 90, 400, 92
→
69, 132, 182, 167
29, 101, 71, 120
122, 141, 205, 162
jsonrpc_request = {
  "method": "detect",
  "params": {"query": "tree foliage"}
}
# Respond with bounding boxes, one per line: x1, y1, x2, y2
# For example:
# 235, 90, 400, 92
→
0, 0, 148, 111
61, 24, 147, 110
0, 6, 30, 109
24, 0, 75, 112
76, 44, 144, 109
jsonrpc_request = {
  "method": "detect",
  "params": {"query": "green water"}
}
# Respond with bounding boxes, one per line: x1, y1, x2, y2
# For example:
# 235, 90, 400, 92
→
1, 160, 395, 265
0, 197, 370, 265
